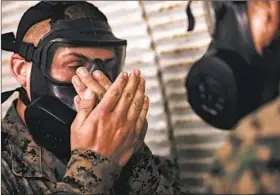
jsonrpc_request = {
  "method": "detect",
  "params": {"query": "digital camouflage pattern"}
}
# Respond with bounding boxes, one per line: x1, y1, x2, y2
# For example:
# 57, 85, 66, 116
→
205, 98, 280, 194
1, 100, 191, 195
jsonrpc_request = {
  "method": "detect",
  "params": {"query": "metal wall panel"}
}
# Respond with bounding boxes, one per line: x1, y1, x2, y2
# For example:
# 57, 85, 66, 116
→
141, 1, 229, 193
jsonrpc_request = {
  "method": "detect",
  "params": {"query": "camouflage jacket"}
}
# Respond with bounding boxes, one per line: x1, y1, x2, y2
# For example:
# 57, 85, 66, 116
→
205, 98, 280, 194
1, 100, 191, 195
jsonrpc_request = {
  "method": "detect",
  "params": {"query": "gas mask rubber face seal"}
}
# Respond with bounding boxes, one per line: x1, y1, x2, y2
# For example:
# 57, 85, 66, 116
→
186, 1, 280, 130
26, 17, 126, 159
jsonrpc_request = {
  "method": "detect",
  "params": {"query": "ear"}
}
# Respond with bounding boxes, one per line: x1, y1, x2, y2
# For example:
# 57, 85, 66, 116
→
263, 1, 279, 45
248, 1, 279, 54
10, 53, 31, 87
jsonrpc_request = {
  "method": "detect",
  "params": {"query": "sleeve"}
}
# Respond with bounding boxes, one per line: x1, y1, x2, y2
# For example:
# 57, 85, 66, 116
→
1, 149, 121, 195
152, 155, 192, 195
205, 135, 280, 194
113, 144, 192, 195
52, 149, 122, 194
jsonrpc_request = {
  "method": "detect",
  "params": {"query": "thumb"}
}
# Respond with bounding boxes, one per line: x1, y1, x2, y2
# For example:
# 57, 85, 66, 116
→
71, 88, 96, 130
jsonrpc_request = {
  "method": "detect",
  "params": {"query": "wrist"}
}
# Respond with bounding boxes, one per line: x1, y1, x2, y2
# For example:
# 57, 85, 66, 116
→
62, 149, 122, 193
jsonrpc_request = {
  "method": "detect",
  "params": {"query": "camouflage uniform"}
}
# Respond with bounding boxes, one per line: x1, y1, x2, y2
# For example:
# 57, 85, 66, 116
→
205, 98, 280, 194
1, 100, 191, 195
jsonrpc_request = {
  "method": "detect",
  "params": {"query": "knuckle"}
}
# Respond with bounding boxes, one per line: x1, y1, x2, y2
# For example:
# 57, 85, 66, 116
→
82, 76, 92, 84
133, 99, 142, 110
98, 92, 105, 100
116, 112, 126, 122
104, 83, 111, 89
138, 83, 145, 92
96, 107, 106, 118
123, 90, 133, 99
79, 103, 92, 112
111, 89, 120, 98
82, 107, 92, 113
89, 111, 97, 119
126, 122, 135, 131
116, 128, 128, 139
143, 107, 149, 111
137, 116, 145, 124
115, 115, 125, 125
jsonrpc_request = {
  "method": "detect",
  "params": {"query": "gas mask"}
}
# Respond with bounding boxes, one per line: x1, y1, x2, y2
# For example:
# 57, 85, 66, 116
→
2, 2, 127, 159
185, 1, 280, 130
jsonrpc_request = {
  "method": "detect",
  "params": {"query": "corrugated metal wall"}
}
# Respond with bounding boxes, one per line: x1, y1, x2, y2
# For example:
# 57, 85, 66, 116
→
141, 1, 228, 192
1, 1, 229, 193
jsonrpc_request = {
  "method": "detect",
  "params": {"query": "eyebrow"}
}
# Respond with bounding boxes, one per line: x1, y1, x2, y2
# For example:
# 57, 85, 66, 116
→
63, 52, 116, 63
63, 52, 89, 61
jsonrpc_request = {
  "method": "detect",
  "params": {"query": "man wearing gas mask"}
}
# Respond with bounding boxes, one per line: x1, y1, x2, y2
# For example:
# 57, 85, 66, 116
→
186, 1, 280, 194
1, 1, 190, 194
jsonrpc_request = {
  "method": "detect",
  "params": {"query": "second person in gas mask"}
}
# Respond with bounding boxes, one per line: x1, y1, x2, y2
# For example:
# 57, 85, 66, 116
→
186, 0, 280, 193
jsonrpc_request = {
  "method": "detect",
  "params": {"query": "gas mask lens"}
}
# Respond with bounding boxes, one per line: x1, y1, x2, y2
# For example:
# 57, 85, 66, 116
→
45, 44, 126, 83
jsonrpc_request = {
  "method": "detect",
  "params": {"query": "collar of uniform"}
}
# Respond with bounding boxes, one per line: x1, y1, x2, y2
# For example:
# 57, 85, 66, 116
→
2, 100, 57, 182
235, 98, 280, 141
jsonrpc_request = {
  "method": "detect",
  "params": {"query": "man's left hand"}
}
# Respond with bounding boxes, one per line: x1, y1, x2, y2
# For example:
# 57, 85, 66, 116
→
71, 69, 148, 151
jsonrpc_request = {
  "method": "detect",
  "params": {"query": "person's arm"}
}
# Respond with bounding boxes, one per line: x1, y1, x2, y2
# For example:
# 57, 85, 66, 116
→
53, 149, 121, 194
71, 70, 193, 194
2, 69, 148, 195
1, 149, 121, 195
113, 144, 192, 195
205, 134, 280, 194
56, 69, 148, 194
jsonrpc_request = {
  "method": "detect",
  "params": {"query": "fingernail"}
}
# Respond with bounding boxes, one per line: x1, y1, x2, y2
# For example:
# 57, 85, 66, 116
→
84, 88, 94, 100
144, 96, 149, 103
141, 77, 145, 86
77, 67, 88, 76
72, 76, 80, 86
122, 72, 128, 79
134, 69, 140, 77
93, 70, 102, 79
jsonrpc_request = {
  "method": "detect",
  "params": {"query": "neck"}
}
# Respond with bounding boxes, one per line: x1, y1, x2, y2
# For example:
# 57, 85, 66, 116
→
16, 99, 27, 125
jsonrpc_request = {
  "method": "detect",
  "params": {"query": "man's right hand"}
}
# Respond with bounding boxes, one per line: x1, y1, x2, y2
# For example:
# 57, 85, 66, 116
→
70, 69, 149, 167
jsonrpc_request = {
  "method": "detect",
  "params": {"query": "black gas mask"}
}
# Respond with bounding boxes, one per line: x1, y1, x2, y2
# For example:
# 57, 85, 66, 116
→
185, 1, 280, 130
2, 2, 127, 159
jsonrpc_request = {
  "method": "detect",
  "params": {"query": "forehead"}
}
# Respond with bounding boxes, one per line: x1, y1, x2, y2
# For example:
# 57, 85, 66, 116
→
54, 47, 116, 58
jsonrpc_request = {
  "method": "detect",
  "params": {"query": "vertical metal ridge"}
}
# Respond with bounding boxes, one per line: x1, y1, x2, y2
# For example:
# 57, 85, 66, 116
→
138, 0, 179, 172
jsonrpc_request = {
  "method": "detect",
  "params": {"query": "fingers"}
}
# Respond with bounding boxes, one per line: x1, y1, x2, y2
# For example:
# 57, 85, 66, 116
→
93, 70, 112, 91
135, 96, 149, 140
127, 77, 146, 122
96, 72, 128, 112
114, 69, 141, 116
138, 119, 148, 142
71, 89, 96, 130
72, 75, 87, 98
74, 95, 81, 111
76, 67, 106, 100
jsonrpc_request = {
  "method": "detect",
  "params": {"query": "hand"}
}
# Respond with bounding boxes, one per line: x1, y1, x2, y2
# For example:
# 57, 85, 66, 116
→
72, 69, 148, 151
72, 69, 111, 103
70, 68, 149, 167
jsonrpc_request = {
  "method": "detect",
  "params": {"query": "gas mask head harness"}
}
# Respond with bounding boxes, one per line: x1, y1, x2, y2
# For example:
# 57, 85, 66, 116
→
2, 1, 127, 159
185, 1, 280, 130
